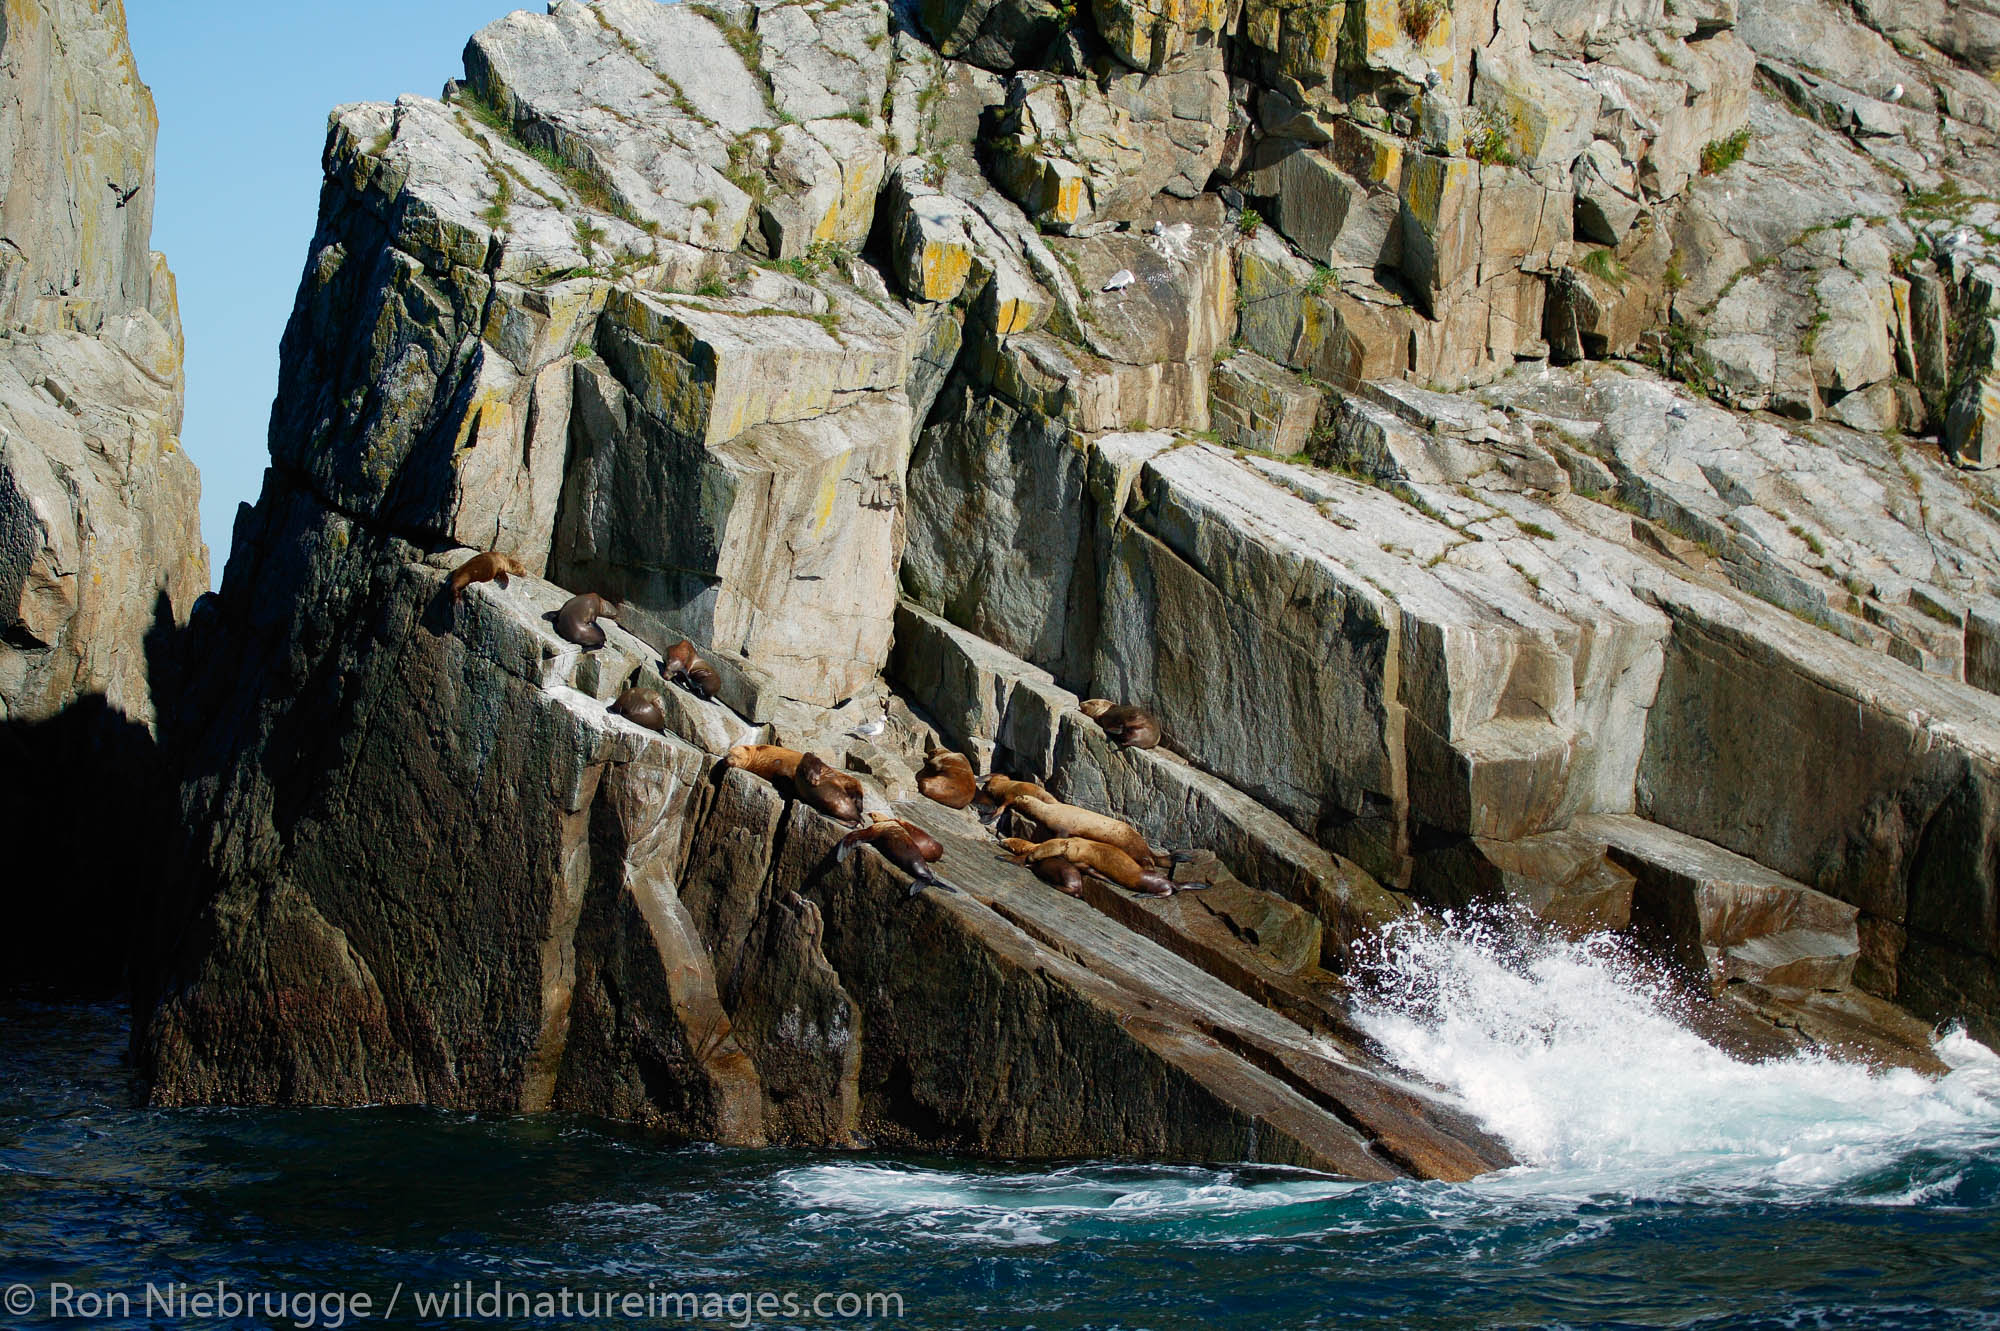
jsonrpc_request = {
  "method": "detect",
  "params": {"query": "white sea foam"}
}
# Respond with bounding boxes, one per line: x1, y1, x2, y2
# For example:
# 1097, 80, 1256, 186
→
767, 916, 1998, 1236
1348, 911, 2000, 1201
771, 1162, 1360, 1242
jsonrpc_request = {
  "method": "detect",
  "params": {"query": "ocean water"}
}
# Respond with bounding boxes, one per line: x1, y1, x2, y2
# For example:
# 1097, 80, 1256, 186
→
4, 919, 1998, 1330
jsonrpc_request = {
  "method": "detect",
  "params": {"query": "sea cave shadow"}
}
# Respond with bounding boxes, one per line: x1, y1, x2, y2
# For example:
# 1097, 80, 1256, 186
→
0, 590, 191, 998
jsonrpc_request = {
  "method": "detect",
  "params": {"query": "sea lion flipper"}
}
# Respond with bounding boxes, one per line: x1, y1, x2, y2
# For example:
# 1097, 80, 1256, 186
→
494, 571, 510, 588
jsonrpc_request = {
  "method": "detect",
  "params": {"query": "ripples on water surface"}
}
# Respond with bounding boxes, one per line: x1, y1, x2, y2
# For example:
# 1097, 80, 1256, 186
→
4, 917, 1999, 1329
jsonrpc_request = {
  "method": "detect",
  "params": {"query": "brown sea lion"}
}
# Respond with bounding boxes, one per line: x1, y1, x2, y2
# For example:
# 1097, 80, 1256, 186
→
555, 593, 617, 648
729, 745, 864, 823
917, 750, 978, 809
1081, 698, 1162, 749
839, 821, 959, 896
1032, 855, 1085, 897
795, 753, 864, 824
868, 812, 943, 862
665, 638, 723, 700
1008, 793, 1163, 869
608, 688, 667, 733
727, 744, 804, 781
1001, 835, 1174, 896
685, 660, 723, 700
449, 551, 528, 602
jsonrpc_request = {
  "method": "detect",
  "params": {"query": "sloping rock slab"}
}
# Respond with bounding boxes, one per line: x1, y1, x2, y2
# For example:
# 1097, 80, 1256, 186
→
1581, 813, 1860, 992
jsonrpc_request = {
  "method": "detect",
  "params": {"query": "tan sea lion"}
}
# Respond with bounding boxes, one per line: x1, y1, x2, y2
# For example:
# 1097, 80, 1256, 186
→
796, 753, 864, 824
1081, 698, 1162, 749
1001, 835, 1175, 896
555, 593, 618, 648
839, 821, 958, 896
665, 638, 723, 700
1008, 792, 1163, 869
449, 551, 528, 602
727, 744, 804, 781
979, 774, 1054, 809
608, 688, 667, 733
917, 750, 978, 809
1031, 855, 1085, 897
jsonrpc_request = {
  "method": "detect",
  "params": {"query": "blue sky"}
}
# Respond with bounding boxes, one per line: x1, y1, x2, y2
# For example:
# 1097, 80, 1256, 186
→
127, 1, 528, 580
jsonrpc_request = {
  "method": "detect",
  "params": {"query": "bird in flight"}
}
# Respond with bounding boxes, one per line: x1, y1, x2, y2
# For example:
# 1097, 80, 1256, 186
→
106, 179, 141, 207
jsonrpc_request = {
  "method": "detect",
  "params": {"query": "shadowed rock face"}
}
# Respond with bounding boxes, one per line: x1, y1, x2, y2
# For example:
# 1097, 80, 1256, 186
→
137, 0, 2000, 1169
144, 529, 1513, 1179
0, 0, 206, 993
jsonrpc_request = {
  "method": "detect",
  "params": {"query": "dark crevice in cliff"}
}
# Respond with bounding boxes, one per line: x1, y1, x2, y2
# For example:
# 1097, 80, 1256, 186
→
4, 590, 192, 997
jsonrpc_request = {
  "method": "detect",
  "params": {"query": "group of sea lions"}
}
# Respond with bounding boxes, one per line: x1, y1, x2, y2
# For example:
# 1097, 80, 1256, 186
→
449, 549, 1184, 902
449, 551, 725, 734
979, 765, 1184, 898
708, 696, 1177, 901
608, 636, 722, 729
725, 743, 957, 894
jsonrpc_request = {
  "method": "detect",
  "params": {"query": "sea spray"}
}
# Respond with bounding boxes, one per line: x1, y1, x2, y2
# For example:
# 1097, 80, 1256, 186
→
1347, 909, 2000, 1199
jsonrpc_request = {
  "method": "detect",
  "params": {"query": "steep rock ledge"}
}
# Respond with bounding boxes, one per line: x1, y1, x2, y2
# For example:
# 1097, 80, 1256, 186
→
0, 0, 206, 991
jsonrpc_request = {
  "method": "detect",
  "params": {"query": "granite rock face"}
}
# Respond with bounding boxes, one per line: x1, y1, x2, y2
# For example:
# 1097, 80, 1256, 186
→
0, 0, 206, 991
139, 0, 2000, 1176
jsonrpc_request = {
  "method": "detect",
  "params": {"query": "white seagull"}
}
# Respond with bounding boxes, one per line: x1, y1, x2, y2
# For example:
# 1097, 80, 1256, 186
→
1888, 83, 1905, 102
1145, 221, 1193, 262
1101, 269, 1136, 293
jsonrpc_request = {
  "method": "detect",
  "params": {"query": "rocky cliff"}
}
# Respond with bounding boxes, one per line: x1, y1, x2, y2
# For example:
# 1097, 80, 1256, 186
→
139, 0, 2000, 1173
0, 0, 206, 991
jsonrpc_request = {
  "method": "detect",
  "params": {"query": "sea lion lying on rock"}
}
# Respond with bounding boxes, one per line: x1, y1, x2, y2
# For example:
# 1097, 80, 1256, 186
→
665, 639, 723, 700
726, 745, 864, 823
979, 774, 1053, 810
608, 688, 667, 733
1031, 855, 1085, 897
917, 750, 978, 809
728, 744, 801, 780
840, 818, 957, 896
1000, 836, 1176, 897
448, 551, 528, 602
868, 811, 942, 862
555, 593, 617, 648
797, 753, 864, 823
1081, 698, 1162, 749
1006, 793, 1165, 869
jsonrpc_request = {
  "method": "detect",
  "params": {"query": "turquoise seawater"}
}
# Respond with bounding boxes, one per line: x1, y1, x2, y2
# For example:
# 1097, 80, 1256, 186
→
5, 921, 2000, 1330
